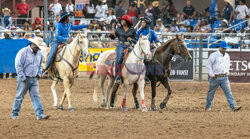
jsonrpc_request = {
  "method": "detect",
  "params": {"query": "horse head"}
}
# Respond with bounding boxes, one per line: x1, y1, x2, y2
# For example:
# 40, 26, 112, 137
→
172, 34, 192, 62
76, 31, 89, 61
137, 34, 152, 61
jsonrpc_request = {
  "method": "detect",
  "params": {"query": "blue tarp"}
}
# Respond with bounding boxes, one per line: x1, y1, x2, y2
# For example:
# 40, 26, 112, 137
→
0, 39, 31, 73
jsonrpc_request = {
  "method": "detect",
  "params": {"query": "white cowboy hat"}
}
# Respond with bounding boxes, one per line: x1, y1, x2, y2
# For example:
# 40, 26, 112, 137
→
28, 37, 43, 49
34, 29, 43, 38
2, 7, 10, 13
99, 0, 106, 3
222, 19, 228, 25
224, 0, 235, 9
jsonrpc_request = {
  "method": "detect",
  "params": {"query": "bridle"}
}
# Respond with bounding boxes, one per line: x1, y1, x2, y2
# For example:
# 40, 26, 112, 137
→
128, 38, 150, 61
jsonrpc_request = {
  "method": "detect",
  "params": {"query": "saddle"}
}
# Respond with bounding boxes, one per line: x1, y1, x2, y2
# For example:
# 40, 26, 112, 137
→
55, 44, 67, 62
105, 48, 130, 66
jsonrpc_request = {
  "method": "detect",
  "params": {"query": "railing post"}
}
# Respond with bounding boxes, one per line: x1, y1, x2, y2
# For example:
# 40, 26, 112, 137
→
199, 34, 203, 82
44, 0, 49, 46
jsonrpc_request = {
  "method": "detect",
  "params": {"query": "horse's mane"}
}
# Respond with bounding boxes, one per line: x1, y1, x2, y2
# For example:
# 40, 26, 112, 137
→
155, 38, 176, 55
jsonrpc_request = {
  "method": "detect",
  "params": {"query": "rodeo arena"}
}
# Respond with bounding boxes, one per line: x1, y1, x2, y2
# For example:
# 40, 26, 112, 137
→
1, 0, 250, 138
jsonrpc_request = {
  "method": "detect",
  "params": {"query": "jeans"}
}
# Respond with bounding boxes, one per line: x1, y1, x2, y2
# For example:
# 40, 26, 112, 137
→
115, 43, 128, 77
11, 77, 45, 118
206, 76, 235, 109
44, 40, 63, 72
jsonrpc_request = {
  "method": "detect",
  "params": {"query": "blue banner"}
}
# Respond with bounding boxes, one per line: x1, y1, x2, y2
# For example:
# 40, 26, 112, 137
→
0, 39, 31, 73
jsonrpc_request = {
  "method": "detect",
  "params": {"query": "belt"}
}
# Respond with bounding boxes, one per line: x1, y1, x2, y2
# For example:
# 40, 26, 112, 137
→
26, 76, 36, 78
215, 74, 227, 77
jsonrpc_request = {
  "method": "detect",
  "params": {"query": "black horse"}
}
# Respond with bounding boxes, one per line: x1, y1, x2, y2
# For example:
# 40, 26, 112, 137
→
110, 35, 192, 110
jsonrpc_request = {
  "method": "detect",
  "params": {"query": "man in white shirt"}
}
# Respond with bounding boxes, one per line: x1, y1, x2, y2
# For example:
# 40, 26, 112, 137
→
206, 41, 241, 112
95, 0, 108, 19
235, 0, 249, 19
49, 0, 62, 16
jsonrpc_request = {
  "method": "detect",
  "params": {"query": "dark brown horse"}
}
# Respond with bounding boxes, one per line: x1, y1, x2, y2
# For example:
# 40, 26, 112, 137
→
110, 35, 192, 110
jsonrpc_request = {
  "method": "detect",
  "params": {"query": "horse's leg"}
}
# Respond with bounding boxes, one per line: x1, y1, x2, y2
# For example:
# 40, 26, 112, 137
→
110, 83, 119, 108
100, 75, 107, 107
63, 77, 74, 111
121, 84, 128, 111
151, 80, 157, 111
105, 77, 114, 109
160, 78, 172, 109
138, 78, 148, 112
132, 83, 140, 109
51, 80, 59, 107
93, 77, 98, 102
58, 90, 67, 110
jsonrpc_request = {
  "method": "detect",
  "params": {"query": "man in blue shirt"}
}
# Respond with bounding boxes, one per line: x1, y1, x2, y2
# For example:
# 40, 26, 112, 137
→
11, 37, 50, 120
209, 0, 218, 24
223, 1, 233, 23
137, 17, 160, 49
43, 12, 88, 73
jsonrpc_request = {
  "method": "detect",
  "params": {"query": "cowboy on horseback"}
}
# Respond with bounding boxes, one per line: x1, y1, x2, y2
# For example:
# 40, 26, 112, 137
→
43, 12, 88, 74
137, 17, 160, 50
110, 15, 137, 84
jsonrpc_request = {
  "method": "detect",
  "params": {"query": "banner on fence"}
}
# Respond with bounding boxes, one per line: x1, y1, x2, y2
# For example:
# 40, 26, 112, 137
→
0, 39, 30, 73
79, 47, 115, 71
208, 51, 250, 82
169, 50, 194, 81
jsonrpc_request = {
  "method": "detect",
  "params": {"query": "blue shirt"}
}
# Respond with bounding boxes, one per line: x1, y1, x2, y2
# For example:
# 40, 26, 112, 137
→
55, 22, 88, 42
137, 28, 159, 43
209, 0, 218, 18
223, 5, 233, 21
15, 46, 43, 81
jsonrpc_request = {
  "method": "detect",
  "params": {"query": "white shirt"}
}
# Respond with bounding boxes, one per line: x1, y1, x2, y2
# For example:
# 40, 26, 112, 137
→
206, 50, 230, 77
87, 4, 95, 14
66, 4, 74, 13
106, 15, 116, 24
49, 3, 62, 16
235, 5, 249, 19
95, 4, 108, 18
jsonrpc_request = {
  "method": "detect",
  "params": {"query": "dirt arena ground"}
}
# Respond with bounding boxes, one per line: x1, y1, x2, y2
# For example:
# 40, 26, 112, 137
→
0, 79, 250, 138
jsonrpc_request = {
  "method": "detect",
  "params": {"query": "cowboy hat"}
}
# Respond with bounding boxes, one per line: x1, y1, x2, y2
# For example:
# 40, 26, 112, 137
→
152, 1, 159, 7
34, 29, 43, 38
28, 37, 43, 49
99, 0, 106, 3
224, 0, 235, 9
222, 19, 228, 26
118, 15, 133, 25
2, 7, 10, 13
59, 12, 70, 22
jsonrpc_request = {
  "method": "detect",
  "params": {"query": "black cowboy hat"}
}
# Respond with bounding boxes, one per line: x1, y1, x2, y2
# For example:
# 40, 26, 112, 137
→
140, 17, 152, 25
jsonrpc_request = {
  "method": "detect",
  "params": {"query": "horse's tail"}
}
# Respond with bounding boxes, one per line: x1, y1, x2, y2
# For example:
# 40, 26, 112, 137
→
89, 71, 95, 80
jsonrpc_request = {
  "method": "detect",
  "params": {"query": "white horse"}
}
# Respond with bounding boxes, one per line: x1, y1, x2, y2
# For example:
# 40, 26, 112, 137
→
49, 31, 89, 111
89, 35, 152, 112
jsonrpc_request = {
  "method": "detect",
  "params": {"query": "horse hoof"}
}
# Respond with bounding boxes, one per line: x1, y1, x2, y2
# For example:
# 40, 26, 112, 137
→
105, 106, 109, 110
110, 103, 114, 108
151, 107, 157, 111
68, 107, 74, 111
57, 105, 63, 110
160, 102, 166, 109
142, 107, 148, 112
101, 103, 106, 107
122, 107, 127, 111
135, 104, 140, 109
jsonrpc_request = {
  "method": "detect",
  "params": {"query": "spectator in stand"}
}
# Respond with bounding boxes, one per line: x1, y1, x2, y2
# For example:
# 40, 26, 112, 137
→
106, 8, 116, 25
209, 0, 218, 24
97, 18, 106, 31
2, 8, 12, 27
178, 24, 187, 33
166, 0, 177, 18
182, 0, 196, 19
127, 1, 138, 25
109, 19, 118, 31
16, 29, 25, 39
66, 0, 75, 24
152, 1, 161, 26
53, 15, 60, 28
145, 3, 154, 28
223, 0, 234, 24
195, 19, 211, 33
235, 0, 249, 20
115, 1, 125, 18
22, 20, 31, 31
32, 17, 43, 31
86, 2, 96, 18
48, 11, 55, 30
95, 0, 108, 19
16, 0, 30, 26
155, 24, 163, 34
169, 19, 179, 32
82, 4, 88, 17
156, 19, 164, 30
49, 0, 62, 16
